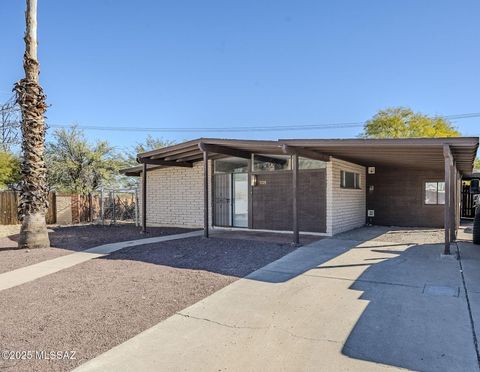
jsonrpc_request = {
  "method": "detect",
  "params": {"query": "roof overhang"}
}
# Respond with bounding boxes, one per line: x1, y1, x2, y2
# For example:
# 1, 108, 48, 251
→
120, 137, 479, 177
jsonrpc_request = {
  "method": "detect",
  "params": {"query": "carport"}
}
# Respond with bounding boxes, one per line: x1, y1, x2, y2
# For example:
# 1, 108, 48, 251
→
130, 137, 478, 255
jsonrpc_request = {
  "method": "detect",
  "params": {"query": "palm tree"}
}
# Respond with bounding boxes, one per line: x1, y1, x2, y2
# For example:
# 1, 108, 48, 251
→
14, 0, 50, 248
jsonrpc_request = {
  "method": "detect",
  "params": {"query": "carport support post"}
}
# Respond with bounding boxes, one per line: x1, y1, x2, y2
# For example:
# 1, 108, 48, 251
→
292, 153, 299, 245
142, 162, 147, 233
450, 161, 456, 241
203, 150, 209, 238
443, 144, 452, 255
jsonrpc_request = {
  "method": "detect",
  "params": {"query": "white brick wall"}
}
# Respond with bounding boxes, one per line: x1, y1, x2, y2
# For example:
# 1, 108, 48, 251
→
327, 158, 366, 235
138, 161, 212, 228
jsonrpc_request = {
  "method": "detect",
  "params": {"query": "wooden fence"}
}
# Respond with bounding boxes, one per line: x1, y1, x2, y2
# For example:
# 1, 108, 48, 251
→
0, 191, 57, 225
0, 191, 137, 225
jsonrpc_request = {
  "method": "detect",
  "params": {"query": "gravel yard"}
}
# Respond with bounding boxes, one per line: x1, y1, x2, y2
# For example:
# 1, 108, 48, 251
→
0, 224, 194, 274
0, 236, 295, 372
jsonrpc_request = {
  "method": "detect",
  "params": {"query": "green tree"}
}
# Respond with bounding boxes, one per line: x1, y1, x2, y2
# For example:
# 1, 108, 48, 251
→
362, 107, 460, 138
125, 135, 176, 165
46, 126, 122, 194
475, 158, 480, 171
0, 151, 21, 189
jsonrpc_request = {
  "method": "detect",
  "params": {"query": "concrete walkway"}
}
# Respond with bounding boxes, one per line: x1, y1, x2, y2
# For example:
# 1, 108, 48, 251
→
0, 230, 202, 292
75, 229, 480, 372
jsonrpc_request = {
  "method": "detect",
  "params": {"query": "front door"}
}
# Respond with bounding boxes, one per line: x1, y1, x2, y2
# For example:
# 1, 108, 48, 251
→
214, 173, 232, 226
232, 173, 248, 227
214, 173, 248, 227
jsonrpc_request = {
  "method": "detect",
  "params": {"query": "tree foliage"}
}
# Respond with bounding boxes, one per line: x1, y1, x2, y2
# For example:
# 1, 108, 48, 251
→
0, 97, 21, 152
45, 126, 122, 194
125, 135, 176, 165
362, 107, 461, 138
0, 151, 21, 190
475, 158, 480, 171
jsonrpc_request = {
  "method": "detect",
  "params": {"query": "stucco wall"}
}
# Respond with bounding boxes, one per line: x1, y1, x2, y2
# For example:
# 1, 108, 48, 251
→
327, 158, 366, 235
138, 161, 212, 228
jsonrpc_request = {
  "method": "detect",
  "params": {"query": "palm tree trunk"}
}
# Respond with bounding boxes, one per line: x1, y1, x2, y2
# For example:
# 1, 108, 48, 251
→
14, 0, 50, 249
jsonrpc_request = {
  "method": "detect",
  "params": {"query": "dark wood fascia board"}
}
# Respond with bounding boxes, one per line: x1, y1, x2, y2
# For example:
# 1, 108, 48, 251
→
279, 137, 479, 148
199, 142, 251, 159
281, 144, 330, 162
137, 138, 203, 158
443, 144, 454, 166
137, 157, 193, 167
198, 142, 287, 165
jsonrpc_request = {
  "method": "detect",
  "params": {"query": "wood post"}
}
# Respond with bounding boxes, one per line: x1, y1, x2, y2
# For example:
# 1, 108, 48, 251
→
134, 188, 139, 227
142, 162, 147, 233
247, 156, 253, 229
443, 144, 452, 255
292, 153, 299, 245
203, 150, 209, 238
450, 162, 456, 241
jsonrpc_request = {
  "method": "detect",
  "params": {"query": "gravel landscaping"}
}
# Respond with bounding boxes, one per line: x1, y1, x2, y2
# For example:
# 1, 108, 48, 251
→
0, 236, 295, 372
0, 224, 195, 274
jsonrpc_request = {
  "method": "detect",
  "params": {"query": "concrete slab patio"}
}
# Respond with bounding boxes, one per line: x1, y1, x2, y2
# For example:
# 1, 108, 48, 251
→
75, 226, 480, 372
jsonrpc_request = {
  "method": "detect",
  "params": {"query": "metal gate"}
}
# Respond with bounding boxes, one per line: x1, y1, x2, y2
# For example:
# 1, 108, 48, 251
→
462, 183, 478, 218
214, 174, 232, 226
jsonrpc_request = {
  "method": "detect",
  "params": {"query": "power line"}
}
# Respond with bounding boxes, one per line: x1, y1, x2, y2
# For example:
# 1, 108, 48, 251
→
45, 112, 480, 133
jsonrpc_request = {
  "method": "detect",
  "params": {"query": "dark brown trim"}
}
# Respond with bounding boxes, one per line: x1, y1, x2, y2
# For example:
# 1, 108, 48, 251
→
292, 153, 299, 244
142, 162, 147, 233
199, 142, 250, 159
444, 144, 452, 254
203, 150, 209, 238
137, 157, 193, 167
126, 137, 477, 177
450, 161, 456, 241
247, 157, 253, 229
200, 142, 287, 166
282, 144, 330, 162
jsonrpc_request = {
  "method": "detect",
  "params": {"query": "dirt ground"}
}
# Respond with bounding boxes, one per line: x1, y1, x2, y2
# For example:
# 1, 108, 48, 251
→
0, 236, 295, 372
0, 224, 194, 274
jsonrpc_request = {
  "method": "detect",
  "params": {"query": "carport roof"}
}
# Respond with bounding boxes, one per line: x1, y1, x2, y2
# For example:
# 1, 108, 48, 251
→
121, 137, 479, 176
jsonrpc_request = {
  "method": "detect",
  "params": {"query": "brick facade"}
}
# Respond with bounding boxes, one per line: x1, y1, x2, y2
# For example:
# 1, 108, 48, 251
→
327, 158, 366, 235
139, 158, 366, 235
139, 161, 212, 228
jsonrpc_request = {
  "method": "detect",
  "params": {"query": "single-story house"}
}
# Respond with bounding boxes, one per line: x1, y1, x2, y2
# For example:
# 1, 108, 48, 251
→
121, 137, 479, 254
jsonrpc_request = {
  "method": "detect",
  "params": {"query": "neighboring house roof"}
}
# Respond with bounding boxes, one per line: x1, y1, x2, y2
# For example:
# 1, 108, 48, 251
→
121, 137, 479, 176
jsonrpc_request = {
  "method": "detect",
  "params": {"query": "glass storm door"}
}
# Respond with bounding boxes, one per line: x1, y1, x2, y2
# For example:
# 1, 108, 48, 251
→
232, 173, 248, 227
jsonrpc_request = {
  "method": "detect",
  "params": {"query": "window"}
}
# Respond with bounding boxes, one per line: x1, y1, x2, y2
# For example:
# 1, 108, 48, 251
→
214, 157, 249, 173
299, 157, 327, 170
425, 181, 445, 205
253, 155, 291, 172
340, 171, 360, 189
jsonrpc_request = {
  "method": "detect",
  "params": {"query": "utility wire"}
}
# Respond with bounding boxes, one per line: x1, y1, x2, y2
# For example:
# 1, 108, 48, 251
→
45, 112, 480, 133
2, 110, 479, 133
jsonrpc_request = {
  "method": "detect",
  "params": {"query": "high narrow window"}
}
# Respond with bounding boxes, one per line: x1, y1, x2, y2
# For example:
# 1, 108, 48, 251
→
425, 181, 445, 205
253, 155, 291, 172
340, 171, 361, 189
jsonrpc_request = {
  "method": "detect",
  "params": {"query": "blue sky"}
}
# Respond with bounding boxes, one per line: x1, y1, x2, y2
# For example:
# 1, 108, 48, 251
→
1, 0, 479, 153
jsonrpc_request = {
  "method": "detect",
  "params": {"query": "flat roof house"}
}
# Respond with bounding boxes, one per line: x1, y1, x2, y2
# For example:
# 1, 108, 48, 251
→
122, 137, 479, 254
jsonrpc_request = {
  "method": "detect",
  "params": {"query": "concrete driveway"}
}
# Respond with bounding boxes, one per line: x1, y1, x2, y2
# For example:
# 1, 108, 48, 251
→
76, 226, 480, 372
